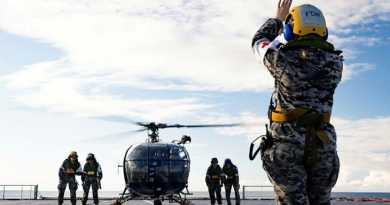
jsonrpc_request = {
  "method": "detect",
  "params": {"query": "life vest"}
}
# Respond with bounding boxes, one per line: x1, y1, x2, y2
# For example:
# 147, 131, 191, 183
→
208, 165, 222, 180
66, 158, 80, 175
223, 165, 237, 180
84, 161, 98, 177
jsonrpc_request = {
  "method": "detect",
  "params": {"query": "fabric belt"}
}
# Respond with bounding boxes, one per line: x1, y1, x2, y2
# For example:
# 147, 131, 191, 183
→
271, 107, 331, 167
272, 107, 330, 123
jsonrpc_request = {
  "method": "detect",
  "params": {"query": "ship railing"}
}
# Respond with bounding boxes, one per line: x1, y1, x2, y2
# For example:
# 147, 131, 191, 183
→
0, 185, 39, 200
242, 185, 273, 200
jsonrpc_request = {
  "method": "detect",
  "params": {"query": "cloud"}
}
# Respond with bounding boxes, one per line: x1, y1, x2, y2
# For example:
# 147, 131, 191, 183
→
329, 35, 381, 48
186, 143, 208, 147
341, 63, 374, 82
318, 0, 390, 33
0, 0, 385, 90
200, 111, 268, 142
0, 0, 387, 121
2, 61, 215, 121
0, 0, 275, 93
333, 116, 390, 152
340, 49, 362, 60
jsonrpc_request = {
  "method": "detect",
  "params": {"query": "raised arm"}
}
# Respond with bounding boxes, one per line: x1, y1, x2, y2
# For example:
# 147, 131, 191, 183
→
252, 0, 293, 74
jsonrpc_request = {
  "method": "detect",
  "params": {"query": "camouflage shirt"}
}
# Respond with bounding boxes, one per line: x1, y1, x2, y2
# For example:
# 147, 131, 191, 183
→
252, 18, 343, 114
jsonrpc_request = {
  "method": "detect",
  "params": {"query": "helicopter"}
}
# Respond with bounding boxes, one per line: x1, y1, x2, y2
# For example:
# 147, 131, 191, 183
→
111, 121, 240, 205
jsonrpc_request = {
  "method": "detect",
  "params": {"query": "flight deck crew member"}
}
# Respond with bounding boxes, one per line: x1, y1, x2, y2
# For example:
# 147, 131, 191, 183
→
170, 148, 182, 160
252, 0, 342, 204
58, 151, 83, 205
206, 158, 223, 205
82, 153, 103, 205
222, 159, 240, 205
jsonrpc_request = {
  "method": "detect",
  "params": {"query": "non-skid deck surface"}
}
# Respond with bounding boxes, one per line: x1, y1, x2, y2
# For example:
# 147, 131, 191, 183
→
0, 200, 389, 205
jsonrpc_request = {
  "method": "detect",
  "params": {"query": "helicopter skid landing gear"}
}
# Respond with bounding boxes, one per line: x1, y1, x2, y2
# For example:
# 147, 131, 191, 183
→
168, 194, 194, 205
111, 187, 135, 205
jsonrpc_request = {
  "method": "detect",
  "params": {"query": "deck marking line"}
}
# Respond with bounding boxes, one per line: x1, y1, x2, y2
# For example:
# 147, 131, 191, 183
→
143, 200, 153, 204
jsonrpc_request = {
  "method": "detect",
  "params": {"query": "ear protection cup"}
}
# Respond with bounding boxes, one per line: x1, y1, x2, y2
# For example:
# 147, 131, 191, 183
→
323, 27, 328, 41
284, 24, 294, 41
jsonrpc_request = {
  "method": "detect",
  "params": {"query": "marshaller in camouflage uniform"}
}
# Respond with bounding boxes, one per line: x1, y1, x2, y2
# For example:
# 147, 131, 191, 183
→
222, 159, 240, 205
206, 158, 224, 205
252, 0, 342, 204
58, 151, 83, 205
82, 153, 103, 205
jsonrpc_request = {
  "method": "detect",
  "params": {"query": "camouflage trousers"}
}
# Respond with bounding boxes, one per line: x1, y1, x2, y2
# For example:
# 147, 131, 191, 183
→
225, 183, 240, 205
58, 176, 78, 205
82, 178, 99, 205
208, 185, 222, 205
263, 122, 340, 205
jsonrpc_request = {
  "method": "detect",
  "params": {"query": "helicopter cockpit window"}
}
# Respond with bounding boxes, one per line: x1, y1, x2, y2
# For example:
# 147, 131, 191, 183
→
169, 148, 182, 160
127, 161, 148, 182
149, 147, 167, 159
179, 148, 189, 160
168, 145, 189, 160
168, 145, 190, 183
126, 144, 148, 182
126, 143, 190, 184
127, 144, 148, 160
148, 146, 169, 183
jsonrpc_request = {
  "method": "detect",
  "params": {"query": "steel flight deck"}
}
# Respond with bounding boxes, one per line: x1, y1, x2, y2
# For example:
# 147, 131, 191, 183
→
0, 201, 390, 205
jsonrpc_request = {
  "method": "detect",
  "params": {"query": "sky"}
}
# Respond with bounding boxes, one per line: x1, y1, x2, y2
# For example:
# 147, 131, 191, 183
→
0, 0, 390, 193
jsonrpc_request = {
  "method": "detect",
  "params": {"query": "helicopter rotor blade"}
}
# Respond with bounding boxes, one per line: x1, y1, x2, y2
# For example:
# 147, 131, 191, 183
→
92, 115, 139, 125
75, 128, 147, 143
163, 123, 242, 129
136, 122, 151, 127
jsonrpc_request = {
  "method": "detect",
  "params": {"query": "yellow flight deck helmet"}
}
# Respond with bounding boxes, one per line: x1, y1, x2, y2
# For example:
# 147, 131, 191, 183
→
284, 4, 328, 41
69, 151, 78, 158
